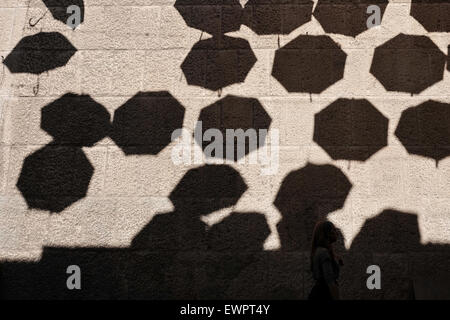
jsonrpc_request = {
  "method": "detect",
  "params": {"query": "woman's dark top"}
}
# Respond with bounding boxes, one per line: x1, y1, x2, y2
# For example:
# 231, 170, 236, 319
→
312, 246, 340, 285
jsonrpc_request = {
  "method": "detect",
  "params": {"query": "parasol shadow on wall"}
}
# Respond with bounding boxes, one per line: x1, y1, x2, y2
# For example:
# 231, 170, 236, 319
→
195, 95, 272, 162
16, 94, 110, 213
313, 0, 389, 37
410, 0, 450, 33
274, 163, 352, 252
174, 0, 244, 37
395, 100, 450, 167
313, 98, 389, 162
370, 33, 446, 95
271, 35, 347, 95
181, 36, 257, 93
3, 32, 77, 95
242, 0, 313, 36
41, 0, 85, 29
110, 91, 185, 156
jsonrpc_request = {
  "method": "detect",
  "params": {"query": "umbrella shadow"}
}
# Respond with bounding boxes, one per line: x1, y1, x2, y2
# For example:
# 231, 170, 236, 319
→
313, 98, 389, 162
271, 35, 347, 94
41, 0, 85, 29
195, 95, 272, 162
395, 100, 450, 166
370, 33, 446, 95
110, 91, 185, 156
181, 35, 257, 92
274, 163, 352, 252
174, 0, 244, 37
3, 32, 77, 75
313, 0, 389, 37
3, 32, 77, 95
242, 0, 313, 36
410, 0, 450, 33
16, 93, 110, 213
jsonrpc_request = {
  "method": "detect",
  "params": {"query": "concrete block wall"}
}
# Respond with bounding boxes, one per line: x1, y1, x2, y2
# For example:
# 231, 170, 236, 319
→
0, 0, 449, 299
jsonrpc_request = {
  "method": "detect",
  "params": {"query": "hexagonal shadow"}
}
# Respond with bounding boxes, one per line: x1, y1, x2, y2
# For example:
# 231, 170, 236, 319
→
195, 95, 272, 162
174, 0, 244, 36
395, 100, 450, 166
313, 98, 389, 162
242, 0, 314, 35
370, 34, 446, 95
410, 0, 450, 33
181, 35, 257, 92
313, 0, 389, 37
16, 146, 94, 213
272, 35, 347, 94
110, 91, 185, 155
41, 93, 111, 147
274, 163, 352, 251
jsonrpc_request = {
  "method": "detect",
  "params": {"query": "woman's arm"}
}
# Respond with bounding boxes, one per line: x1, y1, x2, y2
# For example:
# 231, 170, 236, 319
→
327, 282, 340, 300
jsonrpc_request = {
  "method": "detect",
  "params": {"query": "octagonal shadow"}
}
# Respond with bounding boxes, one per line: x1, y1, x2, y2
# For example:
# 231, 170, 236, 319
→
195, 95, 272, 162
395, 100, 450, 166
313, 0, 389, 37
110, 91, 185, 155
41, 93, 111, 147
313, 98, 389, 162
181, 35, 257, 92
242, 0, 313, 35
370, 33, 446, 94
272, 35, 347, 94
16, 146, 94, 213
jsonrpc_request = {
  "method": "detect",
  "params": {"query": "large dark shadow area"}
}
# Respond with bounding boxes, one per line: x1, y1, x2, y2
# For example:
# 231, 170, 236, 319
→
110, 91, 185, 156
195, 95, 272, 162
3, 163, 450, 299
395, 100, 450, 166
410, 0, 450, 33
181, 35, 257, 92
313, 98, 389, 162
242, 0, 313, 35
42, 0, 85, 29
345, 209, 450, 299
370, 33, 446, 94
272, 35, 347, 94
313, 0, 389, 37
3, 32, 77, 75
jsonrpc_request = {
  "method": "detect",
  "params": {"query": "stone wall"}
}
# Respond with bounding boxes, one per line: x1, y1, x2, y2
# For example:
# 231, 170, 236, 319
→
0, 0, 449, 299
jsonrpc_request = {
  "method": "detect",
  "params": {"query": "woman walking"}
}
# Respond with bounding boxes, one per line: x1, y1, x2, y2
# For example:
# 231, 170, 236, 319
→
308, 221, 342, 300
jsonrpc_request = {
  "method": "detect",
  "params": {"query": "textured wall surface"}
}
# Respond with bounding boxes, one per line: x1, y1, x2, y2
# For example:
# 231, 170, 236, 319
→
0, 0, 449, 299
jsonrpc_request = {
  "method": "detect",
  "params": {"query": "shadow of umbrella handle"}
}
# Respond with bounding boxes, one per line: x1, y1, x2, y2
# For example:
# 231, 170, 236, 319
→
29, 10, 48, 27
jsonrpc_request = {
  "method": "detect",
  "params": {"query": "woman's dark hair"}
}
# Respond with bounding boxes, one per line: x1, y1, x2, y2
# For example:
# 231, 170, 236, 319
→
310, 220, 336, 269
